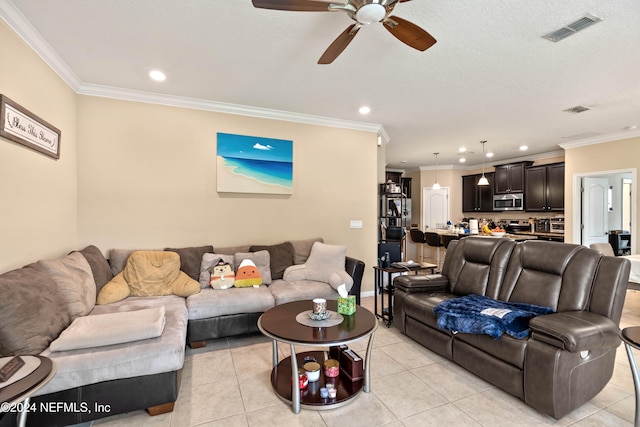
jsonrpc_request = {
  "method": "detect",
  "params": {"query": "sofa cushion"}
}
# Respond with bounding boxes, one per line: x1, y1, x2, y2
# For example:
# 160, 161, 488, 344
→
187, 285, 275, 319
283, 242, 353, 291
199, 253, 235, 288
234, 250, 272, 285
38, 252, 97, 319
50, 306, 166, 352
214, 244, 251, 255
0, 263, 72, 356
268, 279, 338, 305
288, 237, 324, 265
109, 248, 149, 275
250, 242, 294, 280
37, 296, 187, 396
75, 245, 114, 294
165, 245, 213, 281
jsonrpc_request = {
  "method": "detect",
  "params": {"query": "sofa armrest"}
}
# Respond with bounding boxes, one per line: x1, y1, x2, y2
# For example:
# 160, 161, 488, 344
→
529, 311, 621, 352
345, 256, 364, 305
393, 274, 449, 294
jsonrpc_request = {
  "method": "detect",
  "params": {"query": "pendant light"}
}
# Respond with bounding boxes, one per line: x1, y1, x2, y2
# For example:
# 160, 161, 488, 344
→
432, 152, 441, 189
477, 141, 489, 186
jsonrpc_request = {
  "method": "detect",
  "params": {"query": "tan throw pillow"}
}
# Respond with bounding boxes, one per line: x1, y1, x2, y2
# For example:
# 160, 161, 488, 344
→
38, 252, 96, 319
97, 251, 200, 304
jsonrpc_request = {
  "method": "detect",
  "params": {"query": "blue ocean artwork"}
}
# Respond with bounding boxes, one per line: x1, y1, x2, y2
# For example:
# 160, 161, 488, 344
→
217, 133, 293, 194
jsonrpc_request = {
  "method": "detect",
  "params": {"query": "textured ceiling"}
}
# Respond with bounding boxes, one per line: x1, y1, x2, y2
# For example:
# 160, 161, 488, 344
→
2, 0, 640, 170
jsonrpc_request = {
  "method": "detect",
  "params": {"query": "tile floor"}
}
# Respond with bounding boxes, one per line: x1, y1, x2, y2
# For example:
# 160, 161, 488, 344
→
90, 291, 640, 427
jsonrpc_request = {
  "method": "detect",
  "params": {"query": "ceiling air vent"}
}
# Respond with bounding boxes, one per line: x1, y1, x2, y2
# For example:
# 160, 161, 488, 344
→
563, 105, 592, 114
543, 13, 602, 42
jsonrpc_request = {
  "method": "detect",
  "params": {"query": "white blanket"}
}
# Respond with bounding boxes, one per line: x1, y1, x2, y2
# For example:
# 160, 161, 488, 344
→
50, 306, 166, 352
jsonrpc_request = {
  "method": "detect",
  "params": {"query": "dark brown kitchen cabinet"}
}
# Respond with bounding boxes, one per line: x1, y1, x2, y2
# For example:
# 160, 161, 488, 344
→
462, 172, 494, 212
494, 162, 532, 194
524, 163, 565, 211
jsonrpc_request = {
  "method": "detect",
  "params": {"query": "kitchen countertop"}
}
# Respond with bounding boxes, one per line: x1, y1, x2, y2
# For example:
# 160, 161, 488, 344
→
431, 229, 538, 241
512, 231, 565, 240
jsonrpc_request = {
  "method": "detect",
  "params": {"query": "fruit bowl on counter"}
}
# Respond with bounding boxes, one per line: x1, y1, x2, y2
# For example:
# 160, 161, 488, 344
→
483, 224, 507, 237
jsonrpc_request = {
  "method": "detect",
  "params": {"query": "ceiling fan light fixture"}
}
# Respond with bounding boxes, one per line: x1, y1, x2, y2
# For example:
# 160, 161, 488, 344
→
355, 3, 386, 24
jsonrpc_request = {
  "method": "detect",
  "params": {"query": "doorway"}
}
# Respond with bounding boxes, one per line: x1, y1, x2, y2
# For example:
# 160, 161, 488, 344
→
422, 187, 450, 230
573, 169, 636, 253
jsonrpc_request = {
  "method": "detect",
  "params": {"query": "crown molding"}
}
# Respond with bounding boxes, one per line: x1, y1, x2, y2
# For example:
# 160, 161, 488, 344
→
559, 129, 640, 149
0, 0, 81, 91
78, 82, 386, 134
0, 0, 386, 137
417, 149, 566, 171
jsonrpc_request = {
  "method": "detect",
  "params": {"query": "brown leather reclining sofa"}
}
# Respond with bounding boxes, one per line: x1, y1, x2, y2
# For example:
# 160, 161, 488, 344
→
393, 237, 630, 419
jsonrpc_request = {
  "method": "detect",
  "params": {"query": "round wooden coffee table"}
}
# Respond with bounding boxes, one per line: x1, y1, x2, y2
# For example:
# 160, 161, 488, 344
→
258, 300, 377, 413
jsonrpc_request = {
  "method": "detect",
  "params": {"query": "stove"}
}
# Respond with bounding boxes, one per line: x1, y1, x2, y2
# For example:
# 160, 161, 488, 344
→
503, 219, 532, 233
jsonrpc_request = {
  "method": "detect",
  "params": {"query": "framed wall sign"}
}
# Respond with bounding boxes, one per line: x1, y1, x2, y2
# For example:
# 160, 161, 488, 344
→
0, 95, 61, 159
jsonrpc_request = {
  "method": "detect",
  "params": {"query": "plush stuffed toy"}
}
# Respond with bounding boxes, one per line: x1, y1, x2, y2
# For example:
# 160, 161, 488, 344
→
234, 258, 262, 288
208, 259, 235, 290
97, 251, 200, 304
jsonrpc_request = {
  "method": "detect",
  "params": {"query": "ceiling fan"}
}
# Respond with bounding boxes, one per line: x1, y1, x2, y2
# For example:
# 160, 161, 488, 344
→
251, 0, 437, 64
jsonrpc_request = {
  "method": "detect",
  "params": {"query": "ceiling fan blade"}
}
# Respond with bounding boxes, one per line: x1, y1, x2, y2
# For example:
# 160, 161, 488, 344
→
251, 0, 330, 11
383, 15, 436, 51
318, 24, 360, 64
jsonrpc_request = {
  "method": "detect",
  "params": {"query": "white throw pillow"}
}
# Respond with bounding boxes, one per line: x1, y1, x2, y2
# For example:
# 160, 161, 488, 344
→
283, 242, 353, 291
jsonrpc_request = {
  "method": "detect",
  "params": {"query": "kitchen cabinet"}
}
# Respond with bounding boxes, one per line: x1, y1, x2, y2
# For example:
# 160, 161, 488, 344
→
462, 172, 494, 212
525, 163, 565, 211
494, 162, 531, 194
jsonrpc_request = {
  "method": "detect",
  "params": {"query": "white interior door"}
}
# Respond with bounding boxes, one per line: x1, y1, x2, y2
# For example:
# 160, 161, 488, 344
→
422, 187, 449, 230
582, 177, 609, 247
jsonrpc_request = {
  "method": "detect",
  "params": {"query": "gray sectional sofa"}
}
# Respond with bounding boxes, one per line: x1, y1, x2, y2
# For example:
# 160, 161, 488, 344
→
0, 238, 364, 427
393, 237, 630, 419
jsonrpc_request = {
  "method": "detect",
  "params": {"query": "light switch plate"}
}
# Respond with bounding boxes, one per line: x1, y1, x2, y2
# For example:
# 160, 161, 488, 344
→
350, 220, 363, 229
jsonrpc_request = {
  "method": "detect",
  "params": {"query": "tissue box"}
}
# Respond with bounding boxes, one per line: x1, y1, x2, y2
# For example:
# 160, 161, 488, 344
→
337, 295, 356, 315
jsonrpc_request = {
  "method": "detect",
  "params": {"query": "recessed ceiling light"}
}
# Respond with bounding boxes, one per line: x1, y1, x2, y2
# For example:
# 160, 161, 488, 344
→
486, 152, 494, 158
458, 147, 466, 153
149, 70, 166, 82
519, 145, 528, 151
359, 106, 371, 115
459, 158, 466, 163
626, 125, 638, 130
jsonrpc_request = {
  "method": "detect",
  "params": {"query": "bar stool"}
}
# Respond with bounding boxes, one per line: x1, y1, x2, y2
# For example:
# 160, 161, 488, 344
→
441, 234, 459, 250
409, 228, 427, 262
424, 232, 443, 272
621, 327, 640, 427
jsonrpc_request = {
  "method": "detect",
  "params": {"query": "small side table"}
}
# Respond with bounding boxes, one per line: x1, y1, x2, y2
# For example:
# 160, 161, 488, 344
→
0, 356, 56, 427
621, 327, 640, 427
373, 263, 437, 327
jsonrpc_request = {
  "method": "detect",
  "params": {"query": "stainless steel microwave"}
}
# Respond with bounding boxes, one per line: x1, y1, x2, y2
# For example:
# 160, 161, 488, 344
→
493, 193, 524, 211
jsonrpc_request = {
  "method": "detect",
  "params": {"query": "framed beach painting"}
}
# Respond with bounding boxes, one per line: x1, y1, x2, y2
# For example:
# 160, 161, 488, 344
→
216, 133, 293, 194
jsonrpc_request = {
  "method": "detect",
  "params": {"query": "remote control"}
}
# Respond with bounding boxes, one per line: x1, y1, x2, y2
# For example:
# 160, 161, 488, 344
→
0, 356, 25, 382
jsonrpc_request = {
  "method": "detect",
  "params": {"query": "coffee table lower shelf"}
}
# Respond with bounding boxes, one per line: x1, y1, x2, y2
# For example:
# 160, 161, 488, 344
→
270, 350, 363, 410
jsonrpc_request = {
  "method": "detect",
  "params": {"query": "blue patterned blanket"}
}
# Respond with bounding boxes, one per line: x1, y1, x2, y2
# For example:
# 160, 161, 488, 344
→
433, 294, 554, 339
